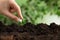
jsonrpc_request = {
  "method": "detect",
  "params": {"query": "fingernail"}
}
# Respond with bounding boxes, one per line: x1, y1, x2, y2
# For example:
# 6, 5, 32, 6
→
18, 18, 22, 22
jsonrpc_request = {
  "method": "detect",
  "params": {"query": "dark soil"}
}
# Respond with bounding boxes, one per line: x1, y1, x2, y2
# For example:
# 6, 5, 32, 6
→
0, 21, 60, 40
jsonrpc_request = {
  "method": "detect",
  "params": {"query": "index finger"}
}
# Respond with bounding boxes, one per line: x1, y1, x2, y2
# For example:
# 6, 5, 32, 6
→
12, 2, 23, 19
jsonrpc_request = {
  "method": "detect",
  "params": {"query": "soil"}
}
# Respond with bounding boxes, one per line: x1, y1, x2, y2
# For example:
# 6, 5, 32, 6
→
0, 21, 60, 40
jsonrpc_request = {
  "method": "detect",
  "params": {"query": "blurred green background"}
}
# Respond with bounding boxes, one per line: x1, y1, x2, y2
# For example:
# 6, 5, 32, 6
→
0, 0, 60, 25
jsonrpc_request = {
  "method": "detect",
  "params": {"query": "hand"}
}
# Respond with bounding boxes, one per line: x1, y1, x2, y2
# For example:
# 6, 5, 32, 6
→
0, 0, 23, 22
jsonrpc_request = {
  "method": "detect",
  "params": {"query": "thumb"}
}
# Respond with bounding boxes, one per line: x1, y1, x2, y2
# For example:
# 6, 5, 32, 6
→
2, 10, 22, 22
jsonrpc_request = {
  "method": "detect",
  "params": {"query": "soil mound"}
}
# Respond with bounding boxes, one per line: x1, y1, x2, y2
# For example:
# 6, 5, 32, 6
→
0, 21, 60, 40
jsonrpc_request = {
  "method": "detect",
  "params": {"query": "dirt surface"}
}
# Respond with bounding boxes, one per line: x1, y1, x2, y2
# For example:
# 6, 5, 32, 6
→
0, 21, 60, 40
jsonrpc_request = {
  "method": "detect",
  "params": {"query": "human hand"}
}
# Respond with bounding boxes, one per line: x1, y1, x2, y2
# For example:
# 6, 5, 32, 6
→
0, 0, 23, 22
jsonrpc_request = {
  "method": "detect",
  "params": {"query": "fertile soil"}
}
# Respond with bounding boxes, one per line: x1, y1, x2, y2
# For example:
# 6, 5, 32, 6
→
0, 21, 60, 40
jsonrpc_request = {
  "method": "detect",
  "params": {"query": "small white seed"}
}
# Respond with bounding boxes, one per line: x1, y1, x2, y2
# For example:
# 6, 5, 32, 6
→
18, 18, 22, 22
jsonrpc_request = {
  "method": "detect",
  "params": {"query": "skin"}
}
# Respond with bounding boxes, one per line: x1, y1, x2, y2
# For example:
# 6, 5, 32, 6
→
0, 0, 23, 22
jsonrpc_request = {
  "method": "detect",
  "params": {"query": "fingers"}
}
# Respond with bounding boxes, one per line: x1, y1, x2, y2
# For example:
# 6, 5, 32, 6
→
12, 2, 23, 19
2, 10, 22, 22
9, 5, 16, 13
17, 6, 23, 19
10, 9, 15, 13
